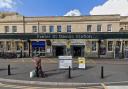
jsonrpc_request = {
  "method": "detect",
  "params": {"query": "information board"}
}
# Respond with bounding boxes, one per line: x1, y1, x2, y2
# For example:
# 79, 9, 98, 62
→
59, 56, 72, 69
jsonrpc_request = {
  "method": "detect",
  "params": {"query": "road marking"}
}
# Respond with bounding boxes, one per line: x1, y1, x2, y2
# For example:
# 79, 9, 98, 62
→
0, 82, 44, 89
101, 83, 108, 89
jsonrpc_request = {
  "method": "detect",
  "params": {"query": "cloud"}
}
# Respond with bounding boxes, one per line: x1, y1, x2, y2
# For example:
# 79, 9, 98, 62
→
64, 9, 81, 16
90, 0, 128, 16
0, 0, 21, 11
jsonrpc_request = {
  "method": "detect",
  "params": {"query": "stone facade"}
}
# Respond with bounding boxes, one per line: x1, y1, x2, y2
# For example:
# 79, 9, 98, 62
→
0, 12, 128, 58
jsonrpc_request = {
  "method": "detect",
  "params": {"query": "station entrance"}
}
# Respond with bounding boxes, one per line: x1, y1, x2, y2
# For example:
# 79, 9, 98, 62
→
71, 45, 85, 57
52, 46, 66, 57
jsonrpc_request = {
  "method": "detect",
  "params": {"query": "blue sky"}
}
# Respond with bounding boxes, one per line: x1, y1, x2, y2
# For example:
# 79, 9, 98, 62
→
18, 0, 106, 16
0, 0, 106, 16
0, 0, 128, 16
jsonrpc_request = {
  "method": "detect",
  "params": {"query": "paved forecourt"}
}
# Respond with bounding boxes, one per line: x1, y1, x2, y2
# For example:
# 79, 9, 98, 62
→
0, 58, 128, 87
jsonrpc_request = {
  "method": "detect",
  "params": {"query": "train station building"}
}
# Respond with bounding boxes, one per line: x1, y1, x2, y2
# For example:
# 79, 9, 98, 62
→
0, 12, 128, 59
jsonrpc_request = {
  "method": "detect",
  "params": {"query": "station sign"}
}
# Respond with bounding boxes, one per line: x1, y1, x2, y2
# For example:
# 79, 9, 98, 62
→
1, 32, 128, 39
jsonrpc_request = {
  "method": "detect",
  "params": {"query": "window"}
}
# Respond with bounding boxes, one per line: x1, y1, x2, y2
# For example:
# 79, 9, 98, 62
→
32, 26, 37, 32
107, 24, 112, 32
108, 41, 113, 51
5, 26, 9, 33
92, 41, 96, 51
15, 41, 20, 50
12, 26, 17, 33
49, 26, 54, 32
125, 41, 128, 47
0, 42, 4, 49
24, 41, 28, 50
97, 25, 102, 32
87, 25, 92, 32
6, 41, 11, 51
116, 41, 121, 52
57, 25, 61, 32
67, 25, 71, 32
42, 26, 46, 32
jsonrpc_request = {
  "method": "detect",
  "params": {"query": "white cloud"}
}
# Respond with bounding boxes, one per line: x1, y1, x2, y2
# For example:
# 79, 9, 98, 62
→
0, 0, 15, 9
90, 0, 128, 16
64, 9, 81, 16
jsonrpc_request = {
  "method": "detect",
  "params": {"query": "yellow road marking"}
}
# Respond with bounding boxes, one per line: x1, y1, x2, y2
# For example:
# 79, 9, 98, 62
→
101, 83, 108, 89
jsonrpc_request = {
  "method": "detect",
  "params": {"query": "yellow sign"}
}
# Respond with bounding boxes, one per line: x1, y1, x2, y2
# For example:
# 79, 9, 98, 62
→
67, 40, 71, 48
78, 57, 86, 64
19, 42, 23, 47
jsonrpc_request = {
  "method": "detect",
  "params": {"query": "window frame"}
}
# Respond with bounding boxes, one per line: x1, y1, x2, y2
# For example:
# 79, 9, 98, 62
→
49, 26, 54, 32
42, 26, 46, 33
107, 24, 112, 32
97, 24, 102, 32
87, 25, 92, 32
5, 26, 9, 33
57, 25, 61, 32
67, 25, 72, 32
92, 41, 97, 52
107, 41, 113, 52
12, 26, 17, 33
32, 26, 38, 33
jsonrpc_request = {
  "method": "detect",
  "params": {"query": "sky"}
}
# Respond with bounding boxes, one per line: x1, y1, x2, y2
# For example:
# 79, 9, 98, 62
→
0, 0, 128, 16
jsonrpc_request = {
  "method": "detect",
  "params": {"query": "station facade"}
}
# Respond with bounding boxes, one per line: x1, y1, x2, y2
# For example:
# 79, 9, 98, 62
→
0, 12, 128, 58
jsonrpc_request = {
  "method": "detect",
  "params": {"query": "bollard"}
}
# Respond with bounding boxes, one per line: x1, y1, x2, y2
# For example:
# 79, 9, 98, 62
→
36, 67, 39, 77
101, 66, 104, 79
68, 66, 71, 79
8, 64, 11, 75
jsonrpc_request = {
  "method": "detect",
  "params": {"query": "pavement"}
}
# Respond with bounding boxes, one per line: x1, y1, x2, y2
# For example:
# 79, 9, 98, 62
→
0, 58, 128, 89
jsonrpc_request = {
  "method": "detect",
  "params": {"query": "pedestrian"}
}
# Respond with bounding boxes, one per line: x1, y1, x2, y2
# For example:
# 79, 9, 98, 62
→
32, 54, 45, 77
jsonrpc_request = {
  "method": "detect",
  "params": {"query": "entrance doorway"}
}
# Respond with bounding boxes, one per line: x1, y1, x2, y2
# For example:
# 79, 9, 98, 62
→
71, 45, 84, 57
52, 46, 66, 57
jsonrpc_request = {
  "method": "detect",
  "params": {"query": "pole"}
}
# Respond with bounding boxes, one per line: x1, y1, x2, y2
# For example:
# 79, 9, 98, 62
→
98, 40, 101, 58
101, 66, 104, 79
68, 66, 71, 79
36, 67, 39, 77
8, 64, 11, 75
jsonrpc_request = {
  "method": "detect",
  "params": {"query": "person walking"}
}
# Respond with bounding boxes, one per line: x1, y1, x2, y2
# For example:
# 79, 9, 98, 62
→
32, 54, 45, 77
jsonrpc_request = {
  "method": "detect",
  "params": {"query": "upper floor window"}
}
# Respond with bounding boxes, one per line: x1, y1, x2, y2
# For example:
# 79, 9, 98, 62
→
32, 26, 37, 33
5, 26, 9, 33
67, 25, 71, 32
107, 24, 112, 32
97, 25, 102, 32
12, 26, 17, 33
42, 26, 46, 32
87, 25, 92, 32
49, 26, 54, 32
57, 25, 61, 32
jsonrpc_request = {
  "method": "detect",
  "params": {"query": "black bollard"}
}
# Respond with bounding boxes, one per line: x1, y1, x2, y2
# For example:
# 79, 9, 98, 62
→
68, 66, 71, 79
101, 66, 104, 79
36, 67, 39, 77
8, 64, 11, 75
